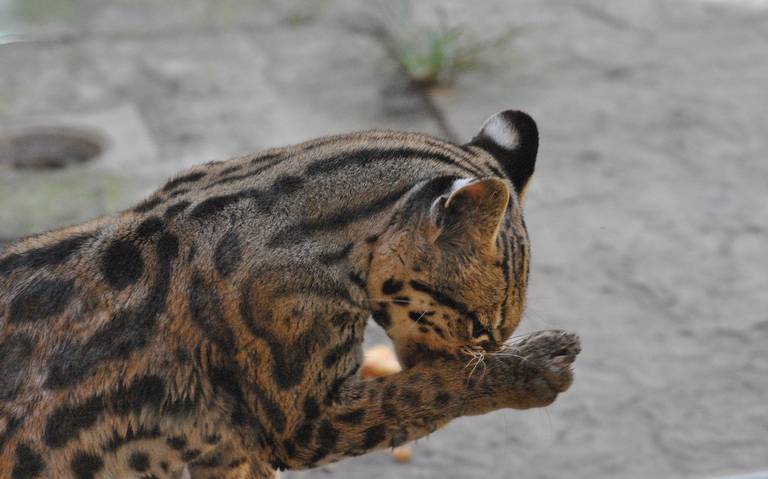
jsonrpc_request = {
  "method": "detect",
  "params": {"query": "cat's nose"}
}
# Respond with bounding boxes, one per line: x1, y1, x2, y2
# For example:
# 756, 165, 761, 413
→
478, 337, 499, 351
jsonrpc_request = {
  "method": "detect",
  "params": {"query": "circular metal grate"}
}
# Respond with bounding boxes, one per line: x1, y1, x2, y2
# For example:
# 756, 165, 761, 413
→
0, 128, 104, 170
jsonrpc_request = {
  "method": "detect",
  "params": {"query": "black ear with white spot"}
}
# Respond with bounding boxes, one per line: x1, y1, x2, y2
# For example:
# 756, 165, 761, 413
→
466, 110, 539, 195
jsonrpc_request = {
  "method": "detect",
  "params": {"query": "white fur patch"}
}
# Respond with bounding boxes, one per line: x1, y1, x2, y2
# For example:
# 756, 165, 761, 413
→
481, 114, 519, 150
449, 178, 475, 194
432, 178, 475, 215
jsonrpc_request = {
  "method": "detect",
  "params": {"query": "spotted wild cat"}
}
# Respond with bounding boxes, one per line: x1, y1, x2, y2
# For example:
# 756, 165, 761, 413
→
0, 110, 580, 478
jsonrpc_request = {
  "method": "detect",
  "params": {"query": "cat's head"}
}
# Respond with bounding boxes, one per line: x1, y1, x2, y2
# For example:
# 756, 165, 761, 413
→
368, 110, 538, 367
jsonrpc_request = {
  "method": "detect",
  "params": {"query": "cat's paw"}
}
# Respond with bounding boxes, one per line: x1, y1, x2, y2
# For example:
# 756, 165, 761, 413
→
518, 329, 579, 395
491, 330, 580, 409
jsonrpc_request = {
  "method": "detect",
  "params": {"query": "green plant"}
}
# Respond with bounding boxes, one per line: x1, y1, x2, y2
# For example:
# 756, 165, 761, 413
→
353, 1, 520, 87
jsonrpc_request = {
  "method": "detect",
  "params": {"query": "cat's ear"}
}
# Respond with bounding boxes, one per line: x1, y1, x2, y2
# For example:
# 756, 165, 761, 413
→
427, 178, 510, 250
466, 110, 538, 201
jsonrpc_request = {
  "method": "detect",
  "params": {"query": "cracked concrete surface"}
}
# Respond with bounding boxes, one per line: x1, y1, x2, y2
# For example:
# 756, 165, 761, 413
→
0, 0, 766, 477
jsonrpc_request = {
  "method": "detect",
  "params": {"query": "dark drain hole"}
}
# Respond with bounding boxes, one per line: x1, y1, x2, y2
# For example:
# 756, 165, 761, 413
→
0, 128, 104, 170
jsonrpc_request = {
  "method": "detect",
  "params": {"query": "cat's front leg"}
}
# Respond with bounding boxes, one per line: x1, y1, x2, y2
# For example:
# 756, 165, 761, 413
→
276, 329, 579, 469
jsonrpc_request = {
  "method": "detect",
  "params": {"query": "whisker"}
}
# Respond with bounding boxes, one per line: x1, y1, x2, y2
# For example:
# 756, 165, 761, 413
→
461, 347, 487, 384
521, 306, 556, 329
503, 332, 535, 343
488, 352, 529, 367
489, 352, 527, 360
467, 359, 482, 382
364, 298, 415, 305
476, 355, 487, 378
412, 310, 427, 324
463, 356, 476, 371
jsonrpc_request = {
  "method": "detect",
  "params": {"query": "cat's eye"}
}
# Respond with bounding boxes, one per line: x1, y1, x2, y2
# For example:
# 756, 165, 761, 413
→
471, 316, 490, 339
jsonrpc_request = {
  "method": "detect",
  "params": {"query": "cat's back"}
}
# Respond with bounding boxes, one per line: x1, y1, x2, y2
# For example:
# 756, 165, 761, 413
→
137, 128, 488, 248
0, 126, 491, 362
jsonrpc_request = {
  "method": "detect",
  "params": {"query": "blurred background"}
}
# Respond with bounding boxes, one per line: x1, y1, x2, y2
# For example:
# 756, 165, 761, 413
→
1, 0, 766, 478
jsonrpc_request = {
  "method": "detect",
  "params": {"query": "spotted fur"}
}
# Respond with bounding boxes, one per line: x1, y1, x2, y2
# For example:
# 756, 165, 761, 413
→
0, 110, 579, 478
